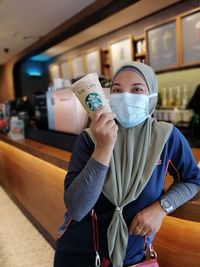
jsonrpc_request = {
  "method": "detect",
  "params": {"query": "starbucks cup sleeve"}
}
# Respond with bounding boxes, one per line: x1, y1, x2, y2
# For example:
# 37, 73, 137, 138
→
71, 73, 111, 118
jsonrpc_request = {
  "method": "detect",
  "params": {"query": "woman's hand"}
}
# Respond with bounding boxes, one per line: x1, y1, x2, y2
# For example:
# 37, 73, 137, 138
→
91, 106, 118, 148
129, 201, 167, 236
91, 106, 118, 166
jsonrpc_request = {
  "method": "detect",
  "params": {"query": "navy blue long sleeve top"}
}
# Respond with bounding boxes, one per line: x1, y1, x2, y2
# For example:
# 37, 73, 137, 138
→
55, 126, 200, 267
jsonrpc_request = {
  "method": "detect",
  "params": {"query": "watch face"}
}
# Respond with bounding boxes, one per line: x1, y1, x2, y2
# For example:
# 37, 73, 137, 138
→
160, 199, 173, 213
163, 200, 171, 208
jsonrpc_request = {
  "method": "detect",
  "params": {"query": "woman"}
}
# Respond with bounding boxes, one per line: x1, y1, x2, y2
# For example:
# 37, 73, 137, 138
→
54, 62, 200, 267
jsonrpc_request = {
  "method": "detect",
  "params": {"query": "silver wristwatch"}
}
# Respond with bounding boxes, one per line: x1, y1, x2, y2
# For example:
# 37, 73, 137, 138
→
159, 198, 173, 214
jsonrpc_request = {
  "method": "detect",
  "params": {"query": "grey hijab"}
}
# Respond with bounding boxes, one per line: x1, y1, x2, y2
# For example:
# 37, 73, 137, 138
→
86, 62, 173, 267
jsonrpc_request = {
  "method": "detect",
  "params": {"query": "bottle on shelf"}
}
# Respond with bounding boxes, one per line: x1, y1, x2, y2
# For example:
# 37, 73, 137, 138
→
175, 86, 181, 107
182, 84, 188, 109
161, 87, 168, 107
168, 86, 174, 107
134, 36, 146, 63
142, 39, 146, 53
136, 40, 142, 54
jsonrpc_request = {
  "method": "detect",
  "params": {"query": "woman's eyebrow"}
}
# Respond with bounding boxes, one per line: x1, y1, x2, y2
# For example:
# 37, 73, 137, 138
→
131, 82, 146, 87
112, 82, 121, 86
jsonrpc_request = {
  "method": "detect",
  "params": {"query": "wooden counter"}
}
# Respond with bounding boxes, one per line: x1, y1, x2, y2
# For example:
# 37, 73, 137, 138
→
0, 135, 200, 266
0, 135, 70, 246
0, 135, 71, 170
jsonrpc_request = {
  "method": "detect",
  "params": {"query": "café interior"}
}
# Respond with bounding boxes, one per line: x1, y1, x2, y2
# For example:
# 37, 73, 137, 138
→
0, 1, 200, 266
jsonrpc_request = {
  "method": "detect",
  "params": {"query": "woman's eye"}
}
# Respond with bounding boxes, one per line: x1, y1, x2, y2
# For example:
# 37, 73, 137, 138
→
112, 88, 120, 93
131, 87, 143, 93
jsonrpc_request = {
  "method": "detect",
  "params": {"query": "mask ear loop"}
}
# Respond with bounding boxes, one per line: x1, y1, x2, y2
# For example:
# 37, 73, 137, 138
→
149, 93, 158, 116
149, 93, 158, 98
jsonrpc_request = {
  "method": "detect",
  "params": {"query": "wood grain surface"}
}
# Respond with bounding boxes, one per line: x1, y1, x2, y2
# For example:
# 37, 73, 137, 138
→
0, 140, 66, 241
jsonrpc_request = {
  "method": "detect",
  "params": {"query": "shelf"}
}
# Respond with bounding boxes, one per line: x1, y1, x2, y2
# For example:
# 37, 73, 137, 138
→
135, 52, 146, 58
133, 36, 146, 63
101, 49, 111, 77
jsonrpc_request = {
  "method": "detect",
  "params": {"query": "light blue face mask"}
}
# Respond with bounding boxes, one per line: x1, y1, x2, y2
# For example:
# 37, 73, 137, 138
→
109, 92, 150, 128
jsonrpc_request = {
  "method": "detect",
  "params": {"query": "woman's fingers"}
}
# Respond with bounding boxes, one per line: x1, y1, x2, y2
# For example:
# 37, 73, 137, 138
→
129, 201, 166, 236
131, 224, 154, 236
90, 106, 118, 147
92, 107, 115, 126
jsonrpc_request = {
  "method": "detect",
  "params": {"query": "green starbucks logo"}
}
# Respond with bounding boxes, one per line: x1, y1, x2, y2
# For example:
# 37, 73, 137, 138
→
85, 93, 103, 111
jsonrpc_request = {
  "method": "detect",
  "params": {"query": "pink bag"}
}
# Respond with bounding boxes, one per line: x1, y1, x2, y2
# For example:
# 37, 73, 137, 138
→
129, 244, 159, 267
91, 210, 159, 267
130, 258, 159, 266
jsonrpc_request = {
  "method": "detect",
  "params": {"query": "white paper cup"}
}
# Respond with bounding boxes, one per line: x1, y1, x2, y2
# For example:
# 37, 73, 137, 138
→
71, 73, 110, 118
